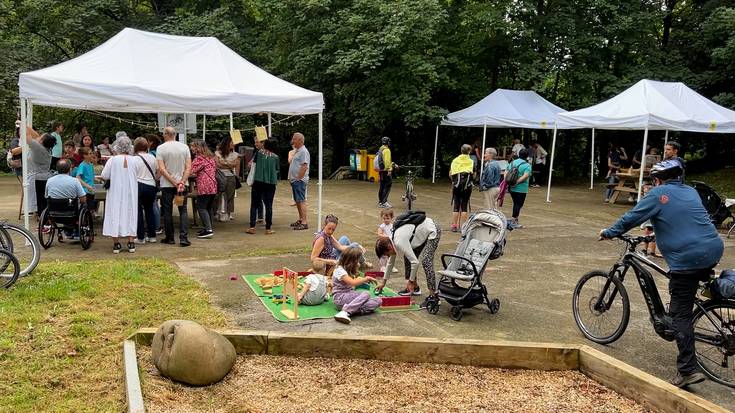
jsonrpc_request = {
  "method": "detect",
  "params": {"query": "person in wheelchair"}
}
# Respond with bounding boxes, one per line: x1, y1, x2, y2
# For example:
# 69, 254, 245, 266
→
44, 159, 87, 240
600, 159, 723, 388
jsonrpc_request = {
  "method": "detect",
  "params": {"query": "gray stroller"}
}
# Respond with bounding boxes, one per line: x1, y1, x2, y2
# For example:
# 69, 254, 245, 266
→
424, 209, 508, 321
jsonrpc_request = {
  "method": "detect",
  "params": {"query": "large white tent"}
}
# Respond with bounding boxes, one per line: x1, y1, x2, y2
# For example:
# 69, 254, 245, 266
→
434, 89, 567, 182
18, 28, 326, 229
546, 79, 735, 202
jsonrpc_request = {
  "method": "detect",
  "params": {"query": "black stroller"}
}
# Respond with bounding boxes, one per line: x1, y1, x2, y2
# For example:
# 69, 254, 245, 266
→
424, 209, 508, 321
691, 181, 734, 233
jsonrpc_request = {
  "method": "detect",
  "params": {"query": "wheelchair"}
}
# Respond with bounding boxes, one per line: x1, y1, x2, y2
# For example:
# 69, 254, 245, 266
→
38, 198, 95, 250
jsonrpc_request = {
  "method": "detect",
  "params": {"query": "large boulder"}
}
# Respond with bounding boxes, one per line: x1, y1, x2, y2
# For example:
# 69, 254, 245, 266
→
151, 320, 236, 386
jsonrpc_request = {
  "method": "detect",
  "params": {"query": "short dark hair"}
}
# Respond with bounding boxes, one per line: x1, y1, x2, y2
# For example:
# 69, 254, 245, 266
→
518, 148, 529, 159
665, 141, 681, 152
375, 237, 393, 258
56, 159, 71, 174
41, 133, 56, 149
52, 120, 63, 130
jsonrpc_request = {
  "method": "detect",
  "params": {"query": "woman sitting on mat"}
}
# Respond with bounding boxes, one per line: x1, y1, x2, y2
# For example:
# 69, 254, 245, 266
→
332, 247, 381, 324
310, 214, 372, 270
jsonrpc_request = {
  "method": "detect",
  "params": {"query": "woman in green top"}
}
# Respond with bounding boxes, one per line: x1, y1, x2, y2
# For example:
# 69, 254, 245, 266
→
246, 138, 280, 234
508, 148, 533, 229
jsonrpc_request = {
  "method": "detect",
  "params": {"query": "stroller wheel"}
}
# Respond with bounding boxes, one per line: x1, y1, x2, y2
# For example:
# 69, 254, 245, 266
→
489, 298, 501, 314
425, 297, 440, 315
450, 306, 463, 321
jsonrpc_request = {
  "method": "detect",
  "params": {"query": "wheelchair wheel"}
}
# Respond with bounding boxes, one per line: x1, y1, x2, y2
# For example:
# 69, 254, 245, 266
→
37, 209, 56, 249
79, 208, 94, 250
0, 249, 20, 289
450, 306, 463, 321
488, 298, 500, 314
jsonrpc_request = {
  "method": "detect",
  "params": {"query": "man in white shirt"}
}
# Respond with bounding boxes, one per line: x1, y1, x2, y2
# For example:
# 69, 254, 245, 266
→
156, 126, 192, 246
530, 140, 548, 187
511, 139, 525, 158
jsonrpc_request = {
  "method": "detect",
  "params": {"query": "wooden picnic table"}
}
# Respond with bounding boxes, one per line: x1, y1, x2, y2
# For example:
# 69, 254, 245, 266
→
94, 184, 202, 226
608, 168, 650, 204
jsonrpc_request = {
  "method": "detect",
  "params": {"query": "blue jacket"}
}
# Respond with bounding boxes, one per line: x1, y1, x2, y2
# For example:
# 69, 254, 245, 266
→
480, 160, 501, 191
602, 182, 723, 271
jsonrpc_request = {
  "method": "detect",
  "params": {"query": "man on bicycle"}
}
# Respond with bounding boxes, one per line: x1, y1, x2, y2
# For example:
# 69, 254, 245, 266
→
599, 159, 723, 388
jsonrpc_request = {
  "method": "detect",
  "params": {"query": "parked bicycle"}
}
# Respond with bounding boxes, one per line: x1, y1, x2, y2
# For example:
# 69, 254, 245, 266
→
572, 234, 735, 387
0, 221, 41, 278
398, 165, 423, 211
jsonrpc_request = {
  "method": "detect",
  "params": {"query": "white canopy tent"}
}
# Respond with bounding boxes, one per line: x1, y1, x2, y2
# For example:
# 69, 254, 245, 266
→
434, 89, 567, 182
547, 79, 735, 202
18, 28, 325, 229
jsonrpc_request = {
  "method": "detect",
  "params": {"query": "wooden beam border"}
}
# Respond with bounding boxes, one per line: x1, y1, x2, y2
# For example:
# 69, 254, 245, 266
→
123, 330, 729, 413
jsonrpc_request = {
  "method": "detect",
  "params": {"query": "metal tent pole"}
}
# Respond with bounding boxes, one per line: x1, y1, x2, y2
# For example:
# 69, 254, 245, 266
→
637, 127, 649, 201
545, 126, 558, 203
432, 125, 438, 184
20, 98, 30, 230
664, 130, 669, 147
479, 123, 487, 181
230, 113, 234, 131
317, 111, 323, 227
589, 128, 595, 189
267, 113, 272, 137
202, 114, 206, 140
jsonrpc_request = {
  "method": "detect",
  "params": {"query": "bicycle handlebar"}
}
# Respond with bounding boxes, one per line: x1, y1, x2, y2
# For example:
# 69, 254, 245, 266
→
600, 233, 655, 246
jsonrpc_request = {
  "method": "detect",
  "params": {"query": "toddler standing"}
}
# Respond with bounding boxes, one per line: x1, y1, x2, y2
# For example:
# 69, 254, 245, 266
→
376, 208, 398, 273
333, 248, 381, 324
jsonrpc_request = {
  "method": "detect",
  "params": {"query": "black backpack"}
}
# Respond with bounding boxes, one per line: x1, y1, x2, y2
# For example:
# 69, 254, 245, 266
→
392, 211, 427, 243
452, 172, 473, 191
504, 160, 527, 186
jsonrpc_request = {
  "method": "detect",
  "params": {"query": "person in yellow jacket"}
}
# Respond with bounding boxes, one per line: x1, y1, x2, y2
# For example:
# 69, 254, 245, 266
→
449, 144, 475, 232
377, 136, 394, 208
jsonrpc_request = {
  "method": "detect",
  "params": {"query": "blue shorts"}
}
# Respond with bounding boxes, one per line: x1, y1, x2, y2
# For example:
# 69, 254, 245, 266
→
291, 180, 307, 203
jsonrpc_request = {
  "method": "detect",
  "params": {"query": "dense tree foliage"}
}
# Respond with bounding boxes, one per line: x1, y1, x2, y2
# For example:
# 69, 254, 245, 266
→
1, 0, 733, 177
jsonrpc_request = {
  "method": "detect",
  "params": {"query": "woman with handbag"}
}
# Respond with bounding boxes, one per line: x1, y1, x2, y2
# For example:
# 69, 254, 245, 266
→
214, 136, 239, 222
190, 140, 218, 239
134, 137, 159, 244
102, 135, 142, 253
246, 137, 279, 235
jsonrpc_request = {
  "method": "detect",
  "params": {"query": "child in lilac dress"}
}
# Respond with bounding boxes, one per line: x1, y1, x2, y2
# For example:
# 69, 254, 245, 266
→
332, 247, 381, 324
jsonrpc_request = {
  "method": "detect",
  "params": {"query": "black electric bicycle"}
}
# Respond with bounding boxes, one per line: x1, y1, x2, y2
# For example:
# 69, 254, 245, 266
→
399, 165, 423, 211
572, 234, 735, 388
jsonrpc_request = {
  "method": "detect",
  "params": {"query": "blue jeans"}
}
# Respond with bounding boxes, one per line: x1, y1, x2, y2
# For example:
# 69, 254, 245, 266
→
605, 175, 619, 200
336, 236, 366, 265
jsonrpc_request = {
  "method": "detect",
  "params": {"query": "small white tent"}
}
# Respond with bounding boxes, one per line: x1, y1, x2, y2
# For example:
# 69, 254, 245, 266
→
434, 89, 566, 182
547, 79, 735, 202
18, 28, 326, 229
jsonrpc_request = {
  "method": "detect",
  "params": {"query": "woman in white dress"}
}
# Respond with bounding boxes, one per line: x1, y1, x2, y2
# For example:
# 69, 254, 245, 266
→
101, 133, 142, 254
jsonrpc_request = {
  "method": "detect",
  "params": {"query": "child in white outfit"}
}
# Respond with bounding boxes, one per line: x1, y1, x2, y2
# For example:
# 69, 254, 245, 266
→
377, 209, 398, 273
298, 260, 328, 306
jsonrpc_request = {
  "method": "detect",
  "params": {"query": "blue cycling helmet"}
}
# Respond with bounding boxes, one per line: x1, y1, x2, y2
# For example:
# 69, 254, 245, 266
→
381, 136, 391, 145
650, 159, 683, 182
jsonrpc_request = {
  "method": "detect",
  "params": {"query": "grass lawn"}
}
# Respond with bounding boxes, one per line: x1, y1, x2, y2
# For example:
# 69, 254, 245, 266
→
0, 259, 228, 413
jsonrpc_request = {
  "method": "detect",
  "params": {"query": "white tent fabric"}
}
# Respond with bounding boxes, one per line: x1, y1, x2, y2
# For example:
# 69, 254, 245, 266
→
18, 28, 325, 230
441, 89, 566, 129
19, 28, 324, 115
556, 80, 735, 132
434, 89, 566, 183
546, 79, 735, 203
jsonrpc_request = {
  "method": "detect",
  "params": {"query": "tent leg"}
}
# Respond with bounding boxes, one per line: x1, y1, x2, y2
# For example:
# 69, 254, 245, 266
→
317, 112, 323, 227
664, 130, 668, 147
432, 126, 438, 184
589, 128, 595, 190
230, 113, 234, 131
479, 123, 487, 182
267, 113, 272, 138
20, 98, 30, 230
637, 128, 649, 202
545, 127, 558, 203
203, 114, 206, 140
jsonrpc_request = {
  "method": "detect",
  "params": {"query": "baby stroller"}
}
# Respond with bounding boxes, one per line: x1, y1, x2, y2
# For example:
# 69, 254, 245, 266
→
691, 181, 734, 230
424, 209, 508, 321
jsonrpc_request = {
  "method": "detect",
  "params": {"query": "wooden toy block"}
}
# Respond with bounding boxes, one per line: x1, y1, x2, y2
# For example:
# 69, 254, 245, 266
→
364, 271, 385, 278
380, 296, 412, 310
280, 267, 299, 320
273, 269, 313, 277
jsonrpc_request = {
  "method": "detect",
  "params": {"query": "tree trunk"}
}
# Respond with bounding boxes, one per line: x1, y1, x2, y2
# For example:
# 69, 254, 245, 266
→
661, 0, 677, 48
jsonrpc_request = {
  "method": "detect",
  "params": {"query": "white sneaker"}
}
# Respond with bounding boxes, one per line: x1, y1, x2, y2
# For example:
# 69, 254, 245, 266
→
334, 310, 351, 324
145, 237, 157, 243
134, 238, 145, 244
384, 202, 392, 208
229, 213, 234, 221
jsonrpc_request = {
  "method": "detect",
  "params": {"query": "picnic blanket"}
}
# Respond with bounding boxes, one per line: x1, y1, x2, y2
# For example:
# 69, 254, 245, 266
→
242, 274, 419, 322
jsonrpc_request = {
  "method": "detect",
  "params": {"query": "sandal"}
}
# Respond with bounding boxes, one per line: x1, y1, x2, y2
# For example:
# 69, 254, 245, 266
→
245, 228, 256, 234
265, 229, 275, 235
293, 223, 309, 231
289, 220, 302, 227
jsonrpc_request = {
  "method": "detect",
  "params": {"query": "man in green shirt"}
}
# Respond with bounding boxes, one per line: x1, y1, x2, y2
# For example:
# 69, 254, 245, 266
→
50, 120, 64, 170
508, 148, 532, 229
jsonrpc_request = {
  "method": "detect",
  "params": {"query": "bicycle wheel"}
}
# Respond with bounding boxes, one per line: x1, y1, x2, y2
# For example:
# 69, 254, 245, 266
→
0, 249, 20, 289
693, 301, 735, 388
1, 222, 41, 277
572, 270, 630, 344
0, 227, 13, 252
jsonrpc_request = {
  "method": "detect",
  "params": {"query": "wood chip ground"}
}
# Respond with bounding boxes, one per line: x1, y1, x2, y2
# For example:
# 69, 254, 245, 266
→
138, 349, 654, 413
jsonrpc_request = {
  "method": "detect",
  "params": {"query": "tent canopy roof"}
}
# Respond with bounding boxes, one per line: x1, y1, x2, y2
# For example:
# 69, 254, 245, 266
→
556, 79, 735, 133
19, 28, 324, 115
441, 89, 566, 129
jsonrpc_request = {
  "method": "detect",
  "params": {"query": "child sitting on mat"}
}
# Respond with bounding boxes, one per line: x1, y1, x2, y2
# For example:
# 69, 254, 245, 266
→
332, 247, 381, 324
298, 260, 329, 306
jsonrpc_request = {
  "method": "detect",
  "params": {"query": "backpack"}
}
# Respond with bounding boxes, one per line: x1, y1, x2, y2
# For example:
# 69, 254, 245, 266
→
392, 211, 427, 243
373, 147, 385, 172
504, 160, 527, 187
452, 172, 473, 191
